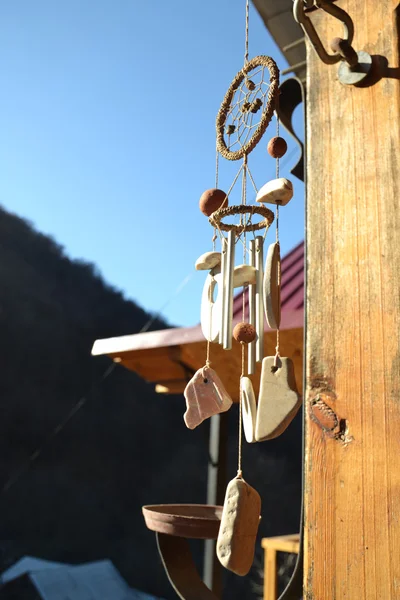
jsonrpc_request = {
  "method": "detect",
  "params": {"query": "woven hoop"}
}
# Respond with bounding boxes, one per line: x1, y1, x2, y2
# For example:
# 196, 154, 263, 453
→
209, 205, 274, 234
216, 56, 280, 161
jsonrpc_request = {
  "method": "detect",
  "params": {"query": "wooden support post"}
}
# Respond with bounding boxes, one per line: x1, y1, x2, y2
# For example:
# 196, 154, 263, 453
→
264, 548, 277, 600
305, 1, 400, 598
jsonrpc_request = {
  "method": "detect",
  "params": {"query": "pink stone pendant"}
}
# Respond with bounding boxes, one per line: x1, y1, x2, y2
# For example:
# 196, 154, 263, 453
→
183, 366, 233, 429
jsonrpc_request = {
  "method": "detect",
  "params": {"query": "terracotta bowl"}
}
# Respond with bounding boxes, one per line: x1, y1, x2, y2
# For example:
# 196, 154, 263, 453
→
142, 504, 223, 539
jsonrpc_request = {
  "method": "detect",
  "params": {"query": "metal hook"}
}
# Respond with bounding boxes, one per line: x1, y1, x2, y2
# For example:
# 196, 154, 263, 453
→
293, 0, 354, 65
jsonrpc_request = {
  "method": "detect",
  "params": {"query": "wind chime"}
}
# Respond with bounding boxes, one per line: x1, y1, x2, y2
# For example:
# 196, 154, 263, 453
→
183, 0, 302, 577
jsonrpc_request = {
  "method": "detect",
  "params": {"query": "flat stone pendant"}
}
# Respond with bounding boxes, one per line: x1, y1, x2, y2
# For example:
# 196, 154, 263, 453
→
256, 356, 301, 441
183, 366, 232, 429
216, 476, 261, 576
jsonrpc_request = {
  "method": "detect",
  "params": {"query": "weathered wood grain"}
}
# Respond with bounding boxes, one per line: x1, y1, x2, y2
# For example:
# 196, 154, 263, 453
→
305, 1, 400, 597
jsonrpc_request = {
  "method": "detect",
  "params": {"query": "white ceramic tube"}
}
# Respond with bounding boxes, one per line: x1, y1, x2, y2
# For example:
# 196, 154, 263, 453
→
219, 238, 227, 345
223, 231, 235, 350
255, 236, 264, 362
248, 239, 256, 375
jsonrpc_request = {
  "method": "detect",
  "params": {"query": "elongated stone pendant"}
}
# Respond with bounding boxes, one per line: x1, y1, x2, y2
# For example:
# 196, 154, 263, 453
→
217, 476, 261, 576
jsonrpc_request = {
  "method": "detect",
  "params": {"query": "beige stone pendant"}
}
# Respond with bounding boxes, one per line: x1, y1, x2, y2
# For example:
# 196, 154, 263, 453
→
264, 242, 281, 329
195, 251, 221, 271
256, 356, 301, 441
216, 476, 261, 576
233, 264, 256, 287
256, 177, 293, 206
183, 366, 232, 430
240, 377, 257, 444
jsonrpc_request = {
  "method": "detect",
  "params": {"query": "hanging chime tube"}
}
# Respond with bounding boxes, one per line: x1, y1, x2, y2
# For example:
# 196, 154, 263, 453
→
219, 238, 228, 345
255, 235, 264, 362
248, 239, 256, 374
223, 230, 235, 350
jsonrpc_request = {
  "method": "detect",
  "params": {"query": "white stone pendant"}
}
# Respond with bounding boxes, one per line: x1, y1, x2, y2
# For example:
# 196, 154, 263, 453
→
256, 178, 293, 206
264, 242, 281, 329
256, 356, 301, 441
233, 265, 256, 287
195, 251, 221, 271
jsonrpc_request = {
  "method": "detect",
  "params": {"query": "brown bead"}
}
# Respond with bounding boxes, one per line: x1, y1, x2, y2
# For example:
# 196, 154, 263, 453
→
245, 79, 256, 91
199, 189, 228, 217
267, 136, 287, 159
233, 322, 256, 344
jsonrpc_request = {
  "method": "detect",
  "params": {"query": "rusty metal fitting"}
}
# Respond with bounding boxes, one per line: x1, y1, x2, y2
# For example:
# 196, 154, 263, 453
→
330, 37, 359, 68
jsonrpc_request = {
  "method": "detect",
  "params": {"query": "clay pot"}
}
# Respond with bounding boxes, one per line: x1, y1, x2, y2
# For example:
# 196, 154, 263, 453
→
142, 504, 223, 539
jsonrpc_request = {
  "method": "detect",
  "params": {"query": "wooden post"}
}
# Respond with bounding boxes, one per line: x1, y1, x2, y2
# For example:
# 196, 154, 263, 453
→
305, 1, 400, 598
264, 548, 277, 600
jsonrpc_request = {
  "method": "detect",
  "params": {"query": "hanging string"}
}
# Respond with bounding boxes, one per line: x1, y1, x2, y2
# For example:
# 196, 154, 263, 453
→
244, 0, 249, 66
237, 152, 248, 480
237, 342, 245, 478
246, 163, 258, 194
242, 154, 248, 317
212, 146, 220, 250
206, 147, 222, 365
275, 114, 281, 362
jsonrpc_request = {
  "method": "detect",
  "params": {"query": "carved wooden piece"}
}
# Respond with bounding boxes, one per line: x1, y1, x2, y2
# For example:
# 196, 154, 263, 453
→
183, 366, 232, 429
256, 356, 301, 441
195, 251, 222, 271
256, 178, 293, 206
264, 242, 281, 329
216, 477, 261, 576
248, 240, 256, 374
255, 236, 264, 362
223, 231, 235, 350
240, 377, 257, 443
200, 267, 222, 343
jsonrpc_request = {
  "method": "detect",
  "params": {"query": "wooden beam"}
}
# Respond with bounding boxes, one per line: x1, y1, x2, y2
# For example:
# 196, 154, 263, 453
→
305, 1, 400, 597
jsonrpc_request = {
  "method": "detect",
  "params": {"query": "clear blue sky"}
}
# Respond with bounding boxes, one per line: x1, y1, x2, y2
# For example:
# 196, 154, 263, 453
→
0, 1, 304, 328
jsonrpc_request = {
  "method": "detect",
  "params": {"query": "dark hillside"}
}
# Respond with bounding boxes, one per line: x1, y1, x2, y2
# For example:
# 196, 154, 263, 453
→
0, 206, 301, 599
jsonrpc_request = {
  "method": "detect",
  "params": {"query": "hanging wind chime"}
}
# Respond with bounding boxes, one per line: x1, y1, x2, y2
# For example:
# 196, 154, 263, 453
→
183, 0, 302, 577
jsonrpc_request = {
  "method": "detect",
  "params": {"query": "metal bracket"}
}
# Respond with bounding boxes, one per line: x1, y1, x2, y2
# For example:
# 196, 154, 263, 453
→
293, 0, 372, 85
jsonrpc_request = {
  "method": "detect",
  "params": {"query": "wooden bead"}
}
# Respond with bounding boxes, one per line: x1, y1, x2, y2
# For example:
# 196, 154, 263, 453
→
267, 136, 287, 158
199, 189, 228, 216
233, 322, 256, 344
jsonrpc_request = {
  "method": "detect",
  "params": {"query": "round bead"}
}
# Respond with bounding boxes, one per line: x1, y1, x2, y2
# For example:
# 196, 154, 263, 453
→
199, 189, 228, 217
233, 322, 256, 344
267, 136, 287, 159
